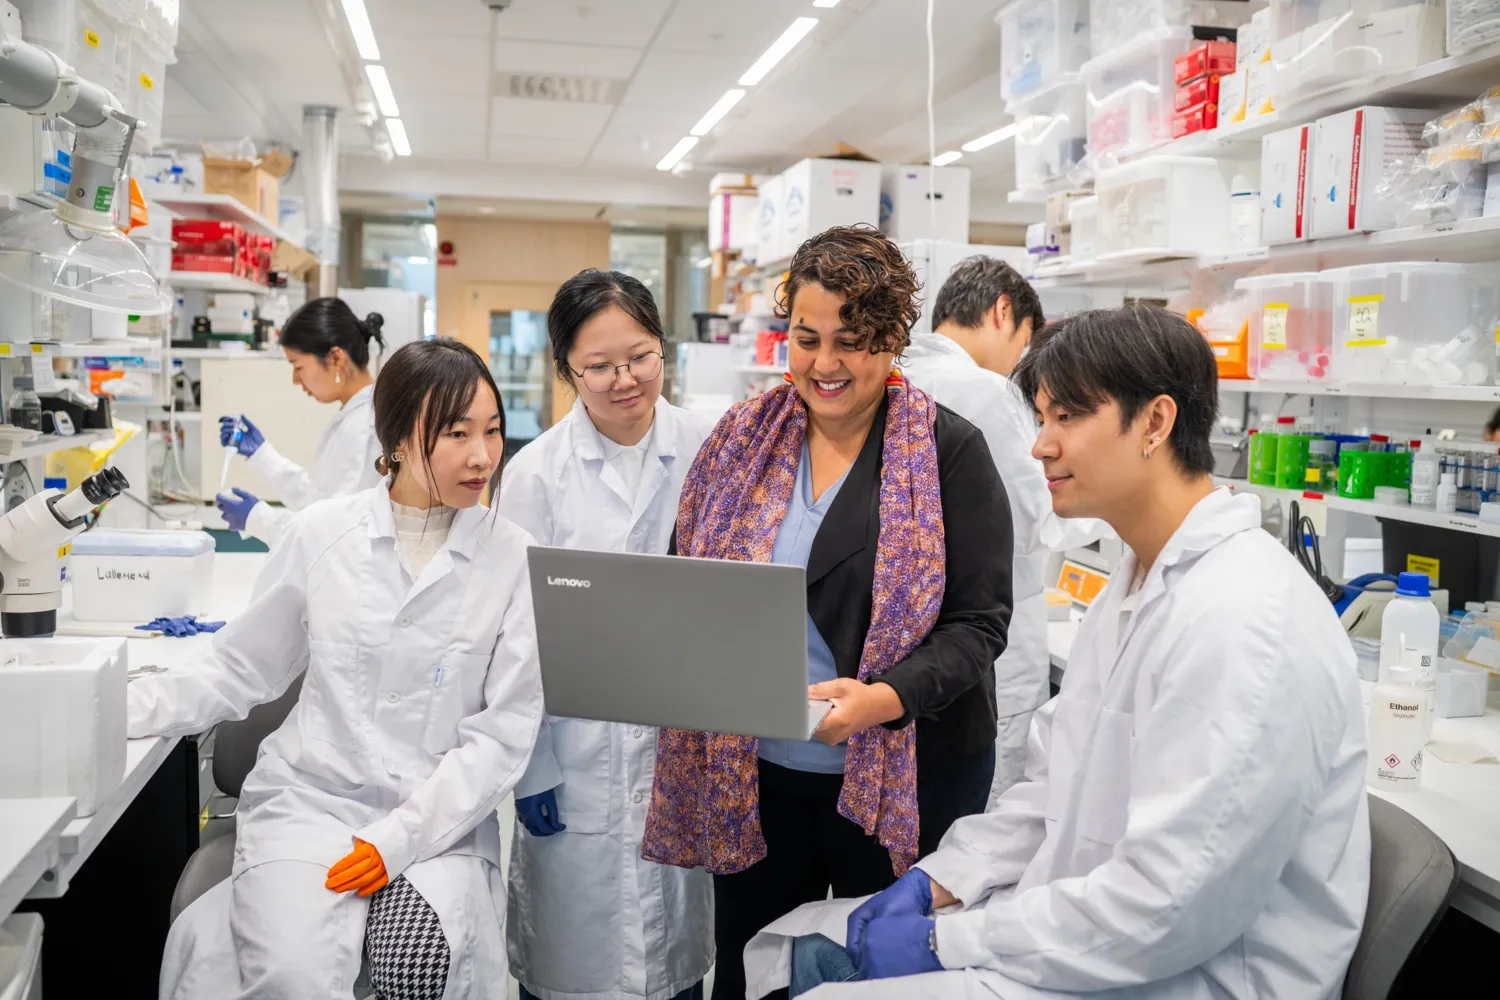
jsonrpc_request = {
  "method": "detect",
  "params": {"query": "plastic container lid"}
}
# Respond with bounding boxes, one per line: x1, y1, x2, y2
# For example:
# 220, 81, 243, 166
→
1277, 416, 1296, 425
1234, 270, 1323, 291
70, 528, 214, 558
1395, 572, 1431, 598
1317, 261, 1489, 283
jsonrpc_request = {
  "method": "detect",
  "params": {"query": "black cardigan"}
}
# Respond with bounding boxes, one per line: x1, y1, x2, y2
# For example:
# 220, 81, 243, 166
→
804, 396, 1013, 779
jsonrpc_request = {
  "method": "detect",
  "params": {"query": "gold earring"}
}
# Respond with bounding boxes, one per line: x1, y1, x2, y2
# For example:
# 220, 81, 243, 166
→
392, 451, 405, 464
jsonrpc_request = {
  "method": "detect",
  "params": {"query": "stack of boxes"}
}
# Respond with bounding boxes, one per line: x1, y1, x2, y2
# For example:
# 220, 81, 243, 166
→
1171, 38, 1235, 139
170, 221, 274, 284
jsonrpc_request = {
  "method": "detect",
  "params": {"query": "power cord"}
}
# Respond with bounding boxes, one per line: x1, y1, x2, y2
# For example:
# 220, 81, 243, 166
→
1287, 500, 1344, 605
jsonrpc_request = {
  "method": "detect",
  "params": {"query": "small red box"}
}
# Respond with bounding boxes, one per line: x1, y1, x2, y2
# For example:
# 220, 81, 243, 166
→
172, 220, 246, 257
172, 253, 243, 276
1174, 41, 1236, 85
1172, 101, 1219, 138
1175, 74, 1221, 112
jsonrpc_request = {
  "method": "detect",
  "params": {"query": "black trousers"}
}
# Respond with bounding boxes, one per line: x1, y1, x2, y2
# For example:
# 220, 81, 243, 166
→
712, 745, 995, 1000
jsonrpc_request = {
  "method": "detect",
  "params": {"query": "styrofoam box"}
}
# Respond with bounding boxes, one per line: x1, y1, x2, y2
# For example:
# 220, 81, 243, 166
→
755, 174, 784, 263
1325, 262, 1500, 385
1235, 271, 1331, 382
1094, 155, 1230, 260
998, 0, 1090, 109
1013, 83, 1088, 198
880, 165, 971, 244
1260, 123, 1316, 243
1082, 26, 1195, 162
1067, 195, 1099, 264
68, 528, 215, 622
709, 191, 759, 254
0, 637, 127, 816
1311, 106, 1430, 238
780, 158, 882, 255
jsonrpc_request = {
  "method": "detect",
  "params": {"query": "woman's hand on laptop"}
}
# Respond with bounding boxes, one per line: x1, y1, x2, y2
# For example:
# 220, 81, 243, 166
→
809, 679, 905, 745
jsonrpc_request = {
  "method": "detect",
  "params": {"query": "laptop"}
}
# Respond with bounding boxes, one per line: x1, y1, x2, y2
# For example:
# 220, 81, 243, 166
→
527, 547, 834, 741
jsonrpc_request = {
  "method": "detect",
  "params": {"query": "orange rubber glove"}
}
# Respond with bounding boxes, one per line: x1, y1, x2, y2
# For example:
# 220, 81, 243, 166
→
325, 840, 389, 897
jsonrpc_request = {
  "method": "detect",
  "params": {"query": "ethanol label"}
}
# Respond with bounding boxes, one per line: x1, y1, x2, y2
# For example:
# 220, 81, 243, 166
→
1261, 304, 1290, 349
1346, 294, 1384, 347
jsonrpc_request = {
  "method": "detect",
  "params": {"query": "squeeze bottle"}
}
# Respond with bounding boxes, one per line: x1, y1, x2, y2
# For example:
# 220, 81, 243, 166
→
1378, 572, 1438, 682
1366, 659, 1426, 792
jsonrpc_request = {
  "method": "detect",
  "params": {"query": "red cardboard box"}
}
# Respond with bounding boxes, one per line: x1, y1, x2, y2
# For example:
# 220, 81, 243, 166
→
172, 220, 246, 257
1172, 101, 1219, 138
1174, 41, 1236, 85
172, 253, 245, 276
1175, 74, 1221, 112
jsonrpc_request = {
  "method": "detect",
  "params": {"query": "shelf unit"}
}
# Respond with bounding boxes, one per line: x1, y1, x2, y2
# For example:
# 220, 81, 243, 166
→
0, 340, 163, 359
1216, 477, 1500, 539
168, 271, 272, 296
1218, 379, 1500, 403
735, 364, 786, 376
0, 430, 114, 464
153, 193, 293, 244
168, 346, 280, 360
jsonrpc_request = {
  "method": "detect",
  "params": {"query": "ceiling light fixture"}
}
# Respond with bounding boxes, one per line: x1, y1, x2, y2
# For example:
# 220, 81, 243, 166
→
961, 124, 1019, 152
931, 150, 963, 166
655, 136, 698, 172
365, 65, 400, 118
691, 89, 746, 137
739, 17, 819, 87
386, 118, 412, 156
339, 0, 381, 61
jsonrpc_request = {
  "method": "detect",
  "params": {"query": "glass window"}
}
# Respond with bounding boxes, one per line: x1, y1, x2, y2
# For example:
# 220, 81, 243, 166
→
490, 310, 548, 451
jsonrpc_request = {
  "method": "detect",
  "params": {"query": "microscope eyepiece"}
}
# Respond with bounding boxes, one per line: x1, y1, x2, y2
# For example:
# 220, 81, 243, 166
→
78, 467, 129, 506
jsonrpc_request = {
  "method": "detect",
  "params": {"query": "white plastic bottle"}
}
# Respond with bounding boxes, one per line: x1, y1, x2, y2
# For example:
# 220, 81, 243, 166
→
1410, 441, 1440, 507
1435, 472, 1457, 514
1378, 573, 1439, 681
1367, 661, 1426, 792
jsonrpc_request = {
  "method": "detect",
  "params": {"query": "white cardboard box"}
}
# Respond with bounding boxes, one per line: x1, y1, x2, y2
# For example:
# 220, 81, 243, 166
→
1261, 123, 1316, 243
780, 158, 882, 254
1311, 106, 1430, 237
709, 190, 759, 253
879, 165, 971, 243
754, 173, 785, 263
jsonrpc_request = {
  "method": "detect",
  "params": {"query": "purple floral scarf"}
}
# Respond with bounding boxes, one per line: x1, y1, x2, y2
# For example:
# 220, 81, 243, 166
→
641, 380, 945, 876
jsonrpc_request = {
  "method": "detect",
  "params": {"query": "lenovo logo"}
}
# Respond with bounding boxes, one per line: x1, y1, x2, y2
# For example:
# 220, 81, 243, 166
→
546, 576, 591, 588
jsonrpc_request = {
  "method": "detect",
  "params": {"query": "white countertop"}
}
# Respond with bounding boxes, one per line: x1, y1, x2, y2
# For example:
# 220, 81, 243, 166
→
1047, 618, 1500, 933
0, 798, 75, 920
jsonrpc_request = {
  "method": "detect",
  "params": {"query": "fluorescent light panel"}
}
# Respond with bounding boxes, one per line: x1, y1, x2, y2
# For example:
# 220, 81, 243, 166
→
386, 118, 411, 157
340, 0, 380, 61
655, 136, 698, 172
691, 89, 746, 137
739, 17, 818, 87
961, 124, 1018, 152
932, 150, 963, 166
365, 64, 400, 118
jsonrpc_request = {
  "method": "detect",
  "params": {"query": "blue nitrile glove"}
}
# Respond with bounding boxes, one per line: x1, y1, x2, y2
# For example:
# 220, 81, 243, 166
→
853, 914, 942, 980
219, 415, 264, 457
846, 868, 933, 965
136, 616, 228, 637
515, 788, 565, 837
216, 488, 259, 532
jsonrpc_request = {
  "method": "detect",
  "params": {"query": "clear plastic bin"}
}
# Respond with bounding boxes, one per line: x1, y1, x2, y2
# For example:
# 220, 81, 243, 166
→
1088, 0, 1190, 58
13, 0, 127, 92
1094, 155, 1229, 260
1449, 0, 1500, 54
1235, 271, 1332, 383
1068, 194, 1099, 264
1272, 0, 1443, 105
120, 23, 170, 149
1081, 26, 1194, 164
1326, 262, 1500, 386
1012, 84, 1088, 198
998, 0, 1091, 109
132, 0, 179, 54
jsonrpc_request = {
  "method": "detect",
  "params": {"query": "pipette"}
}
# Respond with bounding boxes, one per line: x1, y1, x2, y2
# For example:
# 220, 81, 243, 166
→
218, 415, 244, 493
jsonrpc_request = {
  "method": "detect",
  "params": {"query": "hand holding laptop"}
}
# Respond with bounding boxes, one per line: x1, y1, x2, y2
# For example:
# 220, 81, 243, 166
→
808, 679, 906, 745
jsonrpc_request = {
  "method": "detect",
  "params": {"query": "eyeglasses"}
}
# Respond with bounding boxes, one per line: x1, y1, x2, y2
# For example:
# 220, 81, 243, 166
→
569, 350, 664, 393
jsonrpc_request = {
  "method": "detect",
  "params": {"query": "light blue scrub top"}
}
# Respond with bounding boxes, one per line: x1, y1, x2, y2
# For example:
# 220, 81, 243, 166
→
758, 441, 851, 774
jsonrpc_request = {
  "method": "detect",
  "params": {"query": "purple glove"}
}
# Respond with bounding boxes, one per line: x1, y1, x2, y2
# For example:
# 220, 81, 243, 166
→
215, 488, 259, 532
846, 868, 933, 965
516, 788, 565, 837
219, 415, 264, 457
854, 914, 942, 980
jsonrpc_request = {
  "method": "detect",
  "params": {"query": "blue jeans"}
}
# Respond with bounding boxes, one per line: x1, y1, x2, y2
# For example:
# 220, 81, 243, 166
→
520, 985, 703, 1000
789, 934, 858, 998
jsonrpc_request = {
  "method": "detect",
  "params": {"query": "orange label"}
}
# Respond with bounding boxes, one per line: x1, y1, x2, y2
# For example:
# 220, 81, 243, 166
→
1056, 560, 1110, 606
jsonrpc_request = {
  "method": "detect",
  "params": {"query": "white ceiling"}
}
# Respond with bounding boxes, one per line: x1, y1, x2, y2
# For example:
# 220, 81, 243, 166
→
165, 0, 1034, 221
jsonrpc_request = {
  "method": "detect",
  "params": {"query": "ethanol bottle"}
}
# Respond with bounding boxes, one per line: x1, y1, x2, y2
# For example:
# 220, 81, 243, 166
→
1367, 659, 1426, 792
1378, 572, 1438, 682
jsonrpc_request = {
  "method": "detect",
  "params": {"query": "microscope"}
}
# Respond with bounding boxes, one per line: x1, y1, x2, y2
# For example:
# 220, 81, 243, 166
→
0, 468, 128, 638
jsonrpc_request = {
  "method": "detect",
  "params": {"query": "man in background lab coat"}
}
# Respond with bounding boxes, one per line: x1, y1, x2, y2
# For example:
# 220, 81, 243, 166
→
900, 256, 1104, 801
748, 306, 1369, 999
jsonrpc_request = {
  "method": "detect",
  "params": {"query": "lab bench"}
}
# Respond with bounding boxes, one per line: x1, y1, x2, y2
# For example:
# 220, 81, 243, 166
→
0, 799, 73, 923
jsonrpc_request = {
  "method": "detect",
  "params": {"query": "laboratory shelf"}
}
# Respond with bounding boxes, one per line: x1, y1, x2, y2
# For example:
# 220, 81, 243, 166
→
754, 254, 794, 277
735, 365, 787, 376
168, 271, 271, 296
169, 346, 281, 360
0, 340, 162, 359
1215, 477, 1500, 539
153, 193, 294, 244
0, 430, 114, 464
1218, 379, 1500, 403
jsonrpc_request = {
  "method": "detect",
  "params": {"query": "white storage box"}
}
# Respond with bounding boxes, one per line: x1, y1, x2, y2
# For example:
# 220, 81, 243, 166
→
0, 913, 43, 1000
1310, 106, 1430, 237
1275, 0, 1442, 104
1013, 83, 1088, 198
1261, 123, 1316, 243
1235, 272, 1332, 382
1326, 262, 1500, 385
1067, 195, 1099, 263
1095, 155, 1230, 260
709, 190, 759, 254
1082, 26, 1194, 163
780, 158, 882, 254
755, 174, 785, 263
879, 165, 971, 243
122, 23, 171, 149
68, 528, 215, 622
0, 637, 127, 816
998, 0, 1090, 109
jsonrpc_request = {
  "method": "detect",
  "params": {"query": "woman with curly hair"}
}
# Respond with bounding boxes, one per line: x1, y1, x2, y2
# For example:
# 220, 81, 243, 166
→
641, 225, 1015, 999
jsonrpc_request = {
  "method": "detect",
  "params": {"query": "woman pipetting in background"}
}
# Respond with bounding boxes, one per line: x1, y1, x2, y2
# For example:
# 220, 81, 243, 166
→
215, 297, 385, 545
132, 339, 544, 1000
500, 269, 714, 1000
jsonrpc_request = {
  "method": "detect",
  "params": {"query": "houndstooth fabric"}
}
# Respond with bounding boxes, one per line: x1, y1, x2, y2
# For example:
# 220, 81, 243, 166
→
365, 875, 451, 1000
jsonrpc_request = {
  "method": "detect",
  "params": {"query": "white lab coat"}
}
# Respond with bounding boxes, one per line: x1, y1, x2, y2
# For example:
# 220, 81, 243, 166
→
900, 334, 1105, 799
129, 488, 545, 999
243, 382, 383, 545
748, 489, 1370, 999
499, 397, 715, 1000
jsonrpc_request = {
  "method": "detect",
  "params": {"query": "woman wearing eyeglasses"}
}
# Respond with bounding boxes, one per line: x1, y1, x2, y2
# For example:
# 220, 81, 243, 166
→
499, 269, 714, 1000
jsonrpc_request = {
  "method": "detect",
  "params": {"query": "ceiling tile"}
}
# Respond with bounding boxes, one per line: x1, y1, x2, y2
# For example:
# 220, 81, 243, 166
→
653, 0, 814, 56
383, 33, 492, 97
400, 94, 491, 159
489, 97, 613, 141
492, 40, 641, 79
489, 0, 673, 48
622, 51, 740, 109
487, 136, 592, 169
367, 0, 495, 37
